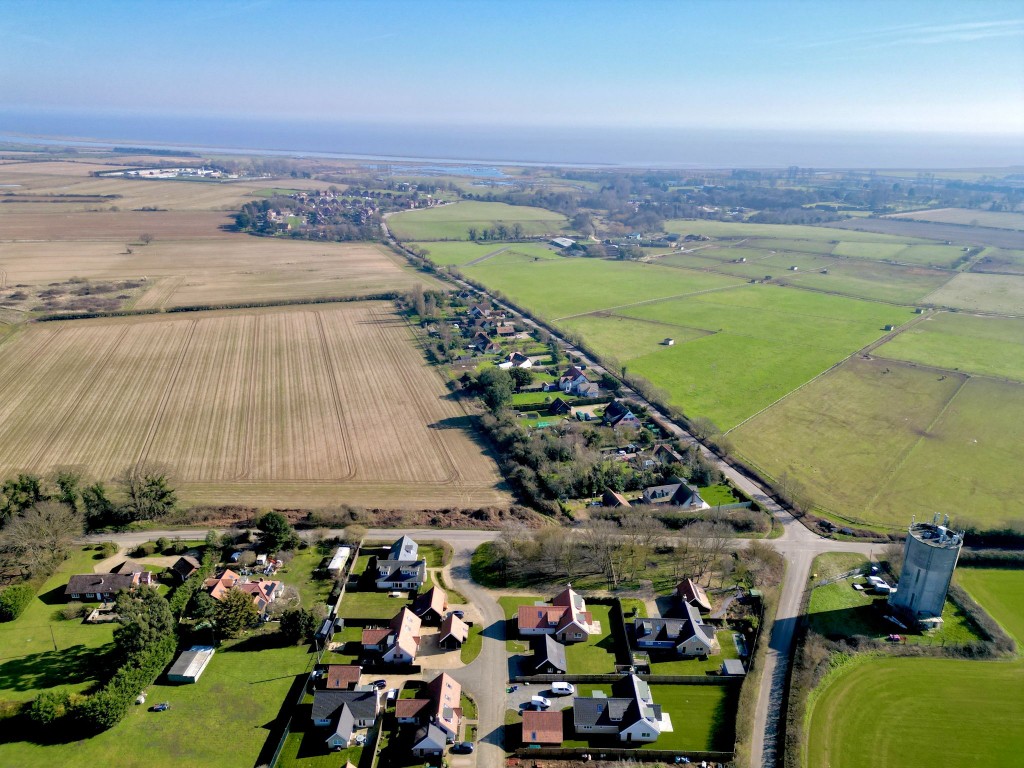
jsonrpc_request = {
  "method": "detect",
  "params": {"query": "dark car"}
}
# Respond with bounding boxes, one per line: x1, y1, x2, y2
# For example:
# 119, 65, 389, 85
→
451, 610, 465, 619
150, 702, 170, 712
451, 742, 474, 754
371, 679, 388, 690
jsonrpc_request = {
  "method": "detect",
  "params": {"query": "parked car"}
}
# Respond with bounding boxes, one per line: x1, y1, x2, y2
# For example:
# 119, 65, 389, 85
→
371, 679, 388, 690
529, 695, 551, 710
550, 682, 575, 696
150, 702, 170, 712
451, 742, 475, 754
450, 610, 465, 619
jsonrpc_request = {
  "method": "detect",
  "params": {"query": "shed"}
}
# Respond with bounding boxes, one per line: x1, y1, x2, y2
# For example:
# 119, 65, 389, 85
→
327, 547, 351, 575
884, 324, 896, 331
721, 659, 746, 676
167, 646, 215, 683
663, 338, 675, 346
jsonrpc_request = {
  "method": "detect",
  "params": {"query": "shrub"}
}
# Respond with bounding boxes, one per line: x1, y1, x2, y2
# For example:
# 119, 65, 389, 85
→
62, 601, 86, 621
131, 543, 156, 557
0, 584, 34, 622
29, 690, 73, 725
155, 537, 170, 553
99, 541, 118, 558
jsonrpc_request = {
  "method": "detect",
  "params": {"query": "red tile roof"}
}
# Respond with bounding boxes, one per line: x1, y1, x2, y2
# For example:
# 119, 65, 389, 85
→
395, 698, 431, 719
325, 665, 361, 690
522, 710, 563, 744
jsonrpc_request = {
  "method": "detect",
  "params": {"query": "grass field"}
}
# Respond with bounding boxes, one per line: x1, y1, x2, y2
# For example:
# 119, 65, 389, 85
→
921, 271, 1024, 314
465, 251, 744, 321
971, 247, 1024, 275
805, 567, 1024, 768
409, 240, 560, 266
386, 202, 568, 241
0, 634, 312, 768
874, 312, 1024, 382
888, 207, 1024, 230
732, 357, 1024, 527
662, 219, 925, 243
0, 302, 506, 509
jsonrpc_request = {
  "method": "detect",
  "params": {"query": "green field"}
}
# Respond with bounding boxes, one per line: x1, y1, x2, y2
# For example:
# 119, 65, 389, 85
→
889, 207, 1024, 230
874, 312, 1024, 382
922, 272, 1024, 314
971, 247, 1024, 275
805, 567, 1024, 768
464, 251, 744, 321
387, 201, 568, 241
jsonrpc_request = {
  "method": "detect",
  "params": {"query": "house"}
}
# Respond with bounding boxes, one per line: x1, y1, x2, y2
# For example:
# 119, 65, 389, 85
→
375, 536, 427, 591
439, 613, 469, 650
467, 304, 493, 320
641, 482, 709, 510
362, 607, 422, 664
721, 659, 746, 676
167, 645, 215, 684
498, 351, 533, 369
516, 585, 600, 644
523, 710, 564, 746
64, 569, 154, 601
327, 547, 351, 577
603, 400, 640, 428
411, 586, 448, 625
204, 570, 283, 613
472, 332, 501, 354
576, 380, 600, 397
558, 366, 590, 393
573, 674, 665, 743
676, 578, 712, 614
311, 689, 380, 749
495, 323, 517, 337
411, 723, 447, 757
531, 634, 568, 675
426, 672, 462, 740
170, 555, 201, 582
653, 444, 684, 466
324, 664, 361, 690
602, 488, 632, 508
633, 601, 717, 658
549, 397, 573, 416
395, 697, 432, 724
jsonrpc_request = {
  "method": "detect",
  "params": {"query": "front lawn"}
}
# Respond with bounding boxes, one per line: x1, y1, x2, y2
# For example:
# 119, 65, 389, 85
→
498, 595, 543, 653
460, 623, 484, 665
645, 628, 740, 675
278, 549, 333, 611
697, 484, 740, 507
336, 590, 411, 620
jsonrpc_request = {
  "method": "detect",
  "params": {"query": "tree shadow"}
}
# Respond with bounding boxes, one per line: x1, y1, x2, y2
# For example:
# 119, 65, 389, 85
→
0, 643, 109, 693
253, 673, 307, 767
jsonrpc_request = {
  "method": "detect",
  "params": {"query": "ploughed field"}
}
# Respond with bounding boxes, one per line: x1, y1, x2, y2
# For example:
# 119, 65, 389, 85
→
0, 302, 506, 508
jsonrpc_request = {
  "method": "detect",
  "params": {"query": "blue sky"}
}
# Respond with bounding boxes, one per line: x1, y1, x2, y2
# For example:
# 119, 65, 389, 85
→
2, 0, 1022, 136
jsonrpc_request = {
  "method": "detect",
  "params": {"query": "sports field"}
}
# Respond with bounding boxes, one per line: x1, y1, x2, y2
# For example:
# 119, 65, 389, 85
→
805, 567, 1024, 768
874, 311, 1024, 382
0, 303, 506, 508
731, 358, 1024, 527
386, 201, 568, 241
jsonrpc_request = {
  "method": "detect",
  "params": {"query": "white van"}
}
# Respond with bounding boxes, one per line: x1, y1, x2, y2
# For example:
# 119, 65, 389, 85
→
550, 682, 575, 696
530, 695, 551, 710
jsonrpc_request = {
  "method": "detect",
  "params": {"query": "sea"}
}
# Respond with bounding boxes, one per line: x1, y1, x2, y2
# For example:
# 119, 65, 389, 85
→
0, 108, 1021, 170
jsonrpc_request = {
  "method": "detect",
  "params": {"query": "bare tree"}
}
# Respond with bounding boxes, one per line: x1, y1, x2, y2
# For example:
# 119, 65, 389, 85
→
686, 521, 732, 581
139, 233, 153, 245
0, 501, 83, 576
579, 518, 621, 588
618, 508, 666, 581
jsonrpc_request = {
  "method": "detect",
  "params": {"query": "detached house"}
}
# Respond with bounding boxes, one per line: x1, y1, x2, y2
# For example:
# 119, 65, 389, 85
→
602, 487, 632, 508
439, 613, 469, 650
375, 536, 427, 591
531, 634, 568, 675
65, 569, 154, 601
633, 601, 718, 658
170, 555, 201, 582
516, 585, 600, 644
361, 607, 422, 664
641, 481, 709, 511
204, 569, 283, 614
396, 671, 463, 750
573, 674, 666, 743
498, 351, 533, 369
411, 586, 448, 625
472, 332, 501, 355
311, 689, 380, 750
603, 400, 641, 428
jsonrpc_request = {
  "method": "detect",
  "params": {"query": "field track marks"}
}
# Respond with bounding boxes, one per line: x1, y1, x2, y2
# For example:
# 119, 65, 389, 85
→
133, 275, 184, 310
314, 310, 357, 480
135, 319, 198, 470
238, 314, 262, 480
464, 245, 512, 266
553, 282, 747, 322
862, 374, 969, 514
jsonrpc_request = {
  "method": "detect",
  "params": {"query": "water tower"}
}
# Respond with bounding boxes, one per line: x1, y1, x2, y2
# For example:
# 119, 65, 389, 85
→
889, 514, 963, 620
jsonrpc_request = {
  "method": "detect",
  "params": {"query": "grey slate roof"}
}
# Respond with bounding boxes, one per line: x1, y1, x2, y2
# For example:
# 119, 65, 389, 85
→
412, 723, 447, 751
375, 560, 426, 585
389, 536, 419, 561
64, 572, 136, 596
311, 690, 378, 723
532, 634, 568, 673
330, 703, 356, 743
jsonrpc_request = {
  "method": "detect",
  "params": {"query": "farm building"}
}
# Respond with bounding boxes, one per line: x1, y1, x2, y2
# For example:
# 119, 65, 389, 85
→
550, 237, 576, 249
890, 516, 963, 622
167, 645, 215, 684
663, 338, 675, 346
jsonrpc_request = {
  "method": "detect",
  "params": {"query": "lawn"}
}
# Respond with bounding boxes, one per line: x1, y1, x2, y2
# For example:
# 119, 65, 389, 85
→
646, 683, 737, 752
562, 604, 619, 673
460, 623, 484, 665
464, 252, 745, 321
336, 590, 410, 620
874, 311, 1024, 382
0, 547, 119, 704
387, 201, 568, 241
698, 484, 740, 507
498, 595, 543, 653
645, 629, 740, 675
277, 698, 364, 768
410, 240, 561, 266
279, 549, 333, 612
0, 634, 313, 768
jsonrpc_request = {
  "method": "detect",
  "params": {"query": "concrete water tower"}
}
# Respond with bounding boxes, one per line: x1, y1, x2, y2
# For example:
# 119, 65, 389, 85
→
889, 514, 964, 620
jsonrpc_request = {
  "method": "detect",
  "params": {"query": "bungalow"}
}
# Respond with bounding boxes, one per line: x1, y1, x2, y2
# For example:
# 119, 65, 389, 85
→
64, 569, 154, 601
531, 634, 568, 675
395, 697, 431, 724
523, 710, 564, 746
204, 570, 283, 613
439, 613, 469, 650
495, 323, 517, 337
324, 664, 361, 690
603, 400, 641, 428
108, 558, 146, 575
516, 585, 600, 644
411, 586, 448, 625
633, 601, 717, 658
602, 488, 632, 508
641, 482, 709, 511
311, 689, 380, 749
411, 723, 447, 757
676, 578, 712, 614
498, 351, 533, 369
362, 607, 422, 664
548, 397, 573, 416
573, 674, 665, 743
170, 555, 201, 582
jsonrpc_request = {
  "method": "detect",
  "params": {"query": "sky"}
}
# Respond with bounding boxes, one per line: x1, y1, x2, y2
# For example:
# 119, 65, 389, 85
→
1, 0, 1022, 137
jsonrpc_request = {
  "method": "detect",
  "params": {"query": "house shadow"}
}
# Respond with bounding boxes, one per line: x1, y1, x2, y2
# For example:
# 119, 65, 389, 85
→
0, 643, 108, 694
38, 585, 73, 606
480, 619, 505, 641
508, 653, 530, 679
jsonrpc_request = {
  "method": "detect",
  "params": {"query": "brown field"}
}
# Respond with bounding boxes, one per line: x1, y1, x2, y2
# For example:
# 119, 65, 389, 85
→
887, 207, 1024, 231
0, 303, 507, 508
0, 210, 236, 240
823, 218, 1024, 250
922, 272, 1024, 315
